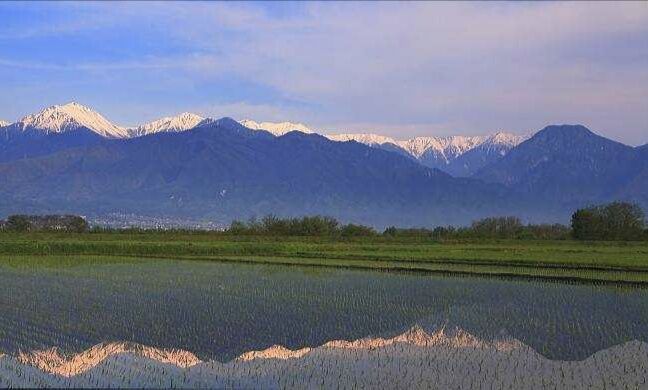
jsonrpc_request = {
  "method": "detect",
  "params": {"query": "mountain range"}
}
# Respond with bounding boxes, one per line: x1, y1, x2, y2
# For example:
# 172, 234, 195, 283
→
0, 102, 645, 227
0, 103, 524, 176
328, 132, 526, 176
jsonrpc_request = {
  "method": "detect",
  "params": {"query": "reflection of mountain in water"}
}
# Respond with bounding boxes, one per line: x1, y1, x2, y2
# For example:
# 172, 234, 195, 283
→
1, 262, 647, 362
3, 326, 647, 388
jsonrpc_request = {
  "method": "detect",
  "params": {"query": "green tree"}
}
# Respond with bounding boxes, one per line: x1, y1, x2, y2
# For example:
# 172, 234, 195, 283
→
382, 226, 398, 237
471, 216, 522, 238
228, 220, 248, 234
602, 202, 644, 240
6, 215, 31, 232
66, 215, 89, 233
572, 202, 644, 241
340, 223, 376, 237
262, 214, 290, 235
571, 208, 602, 240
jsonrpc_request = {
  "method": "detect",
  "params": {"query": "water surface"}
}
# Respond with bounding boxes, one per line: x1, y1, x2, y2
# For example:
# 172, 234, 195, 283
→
0, 258, 646, 361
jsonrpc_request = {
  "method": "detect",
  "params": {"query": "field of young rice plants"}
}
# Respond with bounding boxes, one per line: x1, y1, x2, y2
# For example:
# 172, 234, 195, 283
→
2, 233, 648, 284
0, 257, 646, 364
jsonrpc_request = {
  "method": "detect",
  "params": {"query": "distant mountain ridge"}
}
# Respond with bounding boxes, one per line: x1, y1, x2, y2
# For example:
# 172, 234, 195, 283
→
0, 118, 519, 227
327, 131, 526, 176
0, 103, 528, 176
1, 102, 645, 227
240, 120, 526, 176
238, 120, 313, 136
127, 113, 205, 137
475, 124, 647, 210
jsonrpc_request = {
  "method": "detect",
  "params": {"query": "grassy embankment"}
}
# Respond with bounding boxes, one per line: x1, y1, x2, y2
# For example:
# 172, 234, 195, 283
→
1, 232, 648, 283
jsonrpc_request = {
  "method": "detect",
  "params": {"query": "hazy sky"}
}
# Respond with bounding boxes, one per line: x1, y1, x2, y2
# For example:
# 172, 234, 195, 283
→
0, 1, 646, 144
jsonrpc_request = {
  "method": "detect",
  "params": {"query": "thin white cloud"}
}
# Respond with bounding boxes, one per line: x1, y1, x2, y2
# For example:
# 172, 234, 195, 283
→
137, 2, 647, 141
0, 56, 202, 71
1, 2, 647, 144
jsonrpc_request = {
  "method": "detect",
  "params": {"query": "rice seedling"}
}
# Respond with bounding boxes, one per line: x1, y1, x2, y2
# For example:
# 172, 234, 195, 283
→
0, 254, 646, 387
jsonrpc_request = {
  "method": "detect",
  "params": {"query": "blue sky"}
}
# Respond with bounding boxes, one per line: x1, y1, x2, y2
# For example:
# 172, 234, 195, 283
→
0, 1, 646, 144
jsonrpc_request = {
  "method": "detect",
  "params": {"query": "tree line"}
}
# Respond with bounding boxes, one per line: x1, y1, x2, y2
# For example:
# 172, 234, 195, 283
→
228, 201, 646, 241
383, 218, 572, 240
227, 215, 573, 240
229, 215, 377, 237
0, 215, 88, 233
1, 201, 645, 240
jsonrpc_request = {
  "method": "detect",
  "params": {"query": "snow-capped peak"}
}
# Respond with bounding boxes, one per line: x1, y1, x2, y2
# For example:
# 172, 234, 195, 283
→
327, 133, 398, 146
129, 112, 204, 137
326, 134, 487, 159
473, 132, 527, 155
18, 102, 128, 138
239, 119, 313, 136
482, 132, 527, 146
324, 131, 529, 166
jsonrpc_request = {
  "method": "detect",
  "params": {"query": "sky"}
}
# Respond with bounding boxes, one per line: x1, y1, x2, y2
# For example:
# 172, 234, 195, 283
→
0, 1, 646, 144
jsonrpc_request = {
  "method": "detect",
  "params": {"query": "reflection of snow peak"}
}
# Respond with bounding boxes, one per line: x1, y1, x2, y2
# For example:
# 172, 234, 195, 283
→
236, 325, 521, 362
3, 326, 648, 388
17, 342, 200, 377
236, 345, 311, 361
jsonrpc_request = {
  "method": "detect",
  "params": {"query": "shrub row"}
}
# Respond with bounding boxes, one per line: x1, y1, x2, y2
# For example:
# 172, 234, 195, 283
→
1, 202, 645, 241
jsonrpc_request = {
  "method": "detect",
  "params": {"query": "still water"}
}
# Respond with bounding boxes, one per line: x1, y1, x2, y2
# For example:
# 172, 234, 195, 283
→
0, 258, 646, 361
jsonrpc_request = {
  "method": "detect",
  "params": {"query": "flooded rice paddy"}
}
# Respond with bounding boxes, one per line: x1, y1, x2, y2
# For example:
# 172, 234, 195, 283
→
0, 258, 646, 361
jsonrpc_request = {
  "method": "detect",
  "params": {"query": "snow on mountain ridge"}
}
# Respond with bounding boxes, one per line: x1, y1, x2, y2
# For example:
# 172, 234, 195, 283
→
328, 134, 481, 159
327, 133, 398, 146
325, 131, 526, 174
239, 119, 313, 136
128, 112, 204, 137
222, 119, 524, 161
476, 132, 528, 154
326, 133, 519, 160
18, 102, 128, 138
401, 136, 485, 159
485, 132, 527, 145
9, 103, 527, 173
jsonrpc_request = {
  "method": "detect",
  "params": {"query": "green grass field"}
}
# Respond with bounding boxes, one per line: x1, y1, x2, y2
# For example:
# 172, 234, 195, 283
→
1, 232, 648, 283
